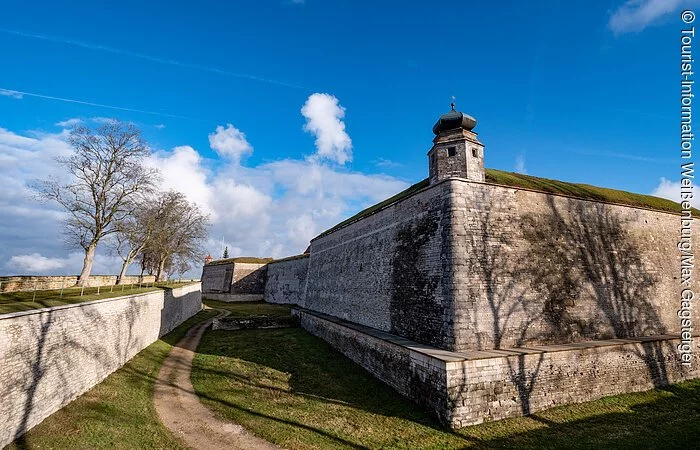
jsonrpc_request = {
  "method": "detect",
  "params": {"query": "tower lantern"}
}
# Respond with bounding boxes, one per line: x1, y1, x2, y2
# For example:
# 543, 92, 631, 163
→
428, 101, 484, 184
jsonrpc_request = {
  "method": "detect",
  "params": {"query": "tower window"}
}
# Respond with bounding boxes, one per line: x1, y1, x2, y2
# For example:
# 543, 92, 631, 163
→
472, 147, 478, 158
447, 146, 456, 157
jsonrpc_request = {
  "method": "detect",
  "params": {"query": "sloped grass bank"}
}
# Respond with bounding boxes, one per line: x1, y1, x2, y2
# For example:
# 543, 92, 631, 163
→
192, 305, 700, 449
5, 309, 217, 450
0, 282, 195, 314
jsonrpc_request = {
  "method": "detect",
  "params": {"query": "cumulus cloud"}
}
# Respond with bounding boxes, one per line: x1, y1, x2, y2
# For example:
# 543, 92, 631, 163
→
208, 124, 253, 162
609, 0, 700, 34
8, 253, 67, 272
0, 95, 408, 275
301, 93, 352, 164
651, 177, 699, 207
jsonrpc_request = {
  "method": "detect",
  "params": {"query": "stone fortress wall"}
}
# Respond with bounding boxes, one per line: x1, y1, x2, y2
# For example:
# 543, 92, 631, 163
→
231, 106, 700, 427
201, 260, 269, 302
0, 275, 158, 293
264, 254, 309, 306
260, 178, 700, 427
0, 283, 203, 448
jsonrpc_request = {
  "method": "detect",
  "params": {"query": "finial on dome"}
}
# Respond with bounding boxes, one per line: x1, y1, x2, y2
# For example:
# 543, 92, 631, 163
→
451, 96, 456, 111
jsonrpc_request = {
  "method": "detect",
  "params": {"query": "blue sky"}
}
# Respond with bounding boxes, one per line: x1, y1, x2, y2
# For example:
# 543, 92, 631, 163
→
0, 0, 694, 275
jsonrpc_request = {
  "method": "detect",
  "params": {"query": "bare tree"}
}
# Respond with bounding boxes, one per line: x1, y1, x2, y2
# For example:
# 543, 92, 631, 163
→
112, 197, 159, 284
34, 121, 158, 285
142, 191, 209, 281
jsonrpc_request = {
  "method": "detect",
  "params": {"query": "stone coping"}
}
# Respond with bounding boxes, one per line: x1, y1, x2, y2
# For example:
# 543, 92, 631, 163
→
0, 282, 201, 321
294, 308, 699, 363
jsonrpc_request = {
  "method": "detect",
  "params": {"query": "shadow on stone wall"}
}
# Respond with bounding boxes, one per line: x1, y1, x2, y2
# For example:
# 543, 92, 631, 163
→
390, 213, 447, 348
463, 191, 666, 416
230, 267, 267, 295
5, 298, 148, 448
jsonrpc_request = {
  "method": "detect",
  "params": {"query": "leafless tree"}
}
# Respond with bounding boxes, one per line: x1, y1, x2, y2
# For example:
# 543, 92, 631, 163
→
111, 197, 159, 284
34, 121, 158, 285
141, 191, 209, 282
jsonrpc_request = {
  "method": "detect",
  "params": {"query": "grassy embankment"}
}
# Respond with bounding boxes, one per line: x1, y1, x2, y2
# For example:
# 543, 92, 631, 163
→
5, 308, 218, 449
192, 301, 700, 450
0, 282, 195, 314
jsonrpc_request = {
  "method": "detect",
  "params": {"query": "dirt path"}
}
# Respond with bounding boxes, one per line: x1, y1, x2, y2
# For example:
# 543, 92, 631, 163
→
154, 308, 282, 450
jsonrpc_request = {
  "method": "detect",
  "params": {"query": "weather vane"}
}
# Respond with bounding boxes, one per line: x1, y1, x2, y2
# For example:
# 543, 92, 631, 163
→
451, 95, 456, 110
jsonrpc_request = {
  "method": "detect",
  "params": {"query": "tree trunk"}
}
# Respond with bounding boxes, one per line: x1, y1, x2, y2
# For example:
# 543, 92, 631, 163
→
116, 258, 130, 285
156, 259, 167, 282
78, 243, 97, 286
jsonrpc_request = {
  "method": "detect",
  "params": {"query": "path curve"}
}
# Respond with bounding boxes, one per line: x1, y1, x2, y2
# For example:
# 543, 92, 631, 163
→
154, 307, 282, 450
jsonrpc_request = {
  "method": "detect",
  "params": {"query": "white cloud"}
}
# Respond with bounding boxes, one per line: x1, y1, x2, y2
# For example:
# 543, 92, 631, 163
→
0, 95, 408, 275
0, 89, 23, 99
8, 253, 67, 272
609, 0, 700, 34
155, 123, 166, 130
301, 93, 352, 164
373, 157, 403, 168
651, 177, 699, 208
515, 154, 527, 174
56, 118, 83, 128
208, 124, 253, 163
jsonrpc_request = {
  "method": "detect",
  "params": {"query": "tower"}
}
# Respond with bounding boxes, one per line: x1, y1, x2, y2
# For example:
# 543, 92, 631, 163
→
428, 102, 484, 184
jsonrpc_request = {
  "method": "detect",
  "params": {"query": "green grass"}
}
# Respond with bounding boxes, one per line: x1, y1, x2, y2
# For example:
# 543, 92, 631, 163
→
191, 303, 700, 449
0, 282, 195, 314
485, 168, 700, 216
202, 299, 292, 318
317, 169, 697, 239
6, 309, 218, 450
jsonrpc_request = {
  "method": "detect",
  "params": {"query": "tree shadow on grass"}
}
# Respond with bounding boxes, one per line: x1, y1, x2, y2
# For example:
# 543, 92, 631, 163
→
192, 327, 480, 448
476, 379, 700, 450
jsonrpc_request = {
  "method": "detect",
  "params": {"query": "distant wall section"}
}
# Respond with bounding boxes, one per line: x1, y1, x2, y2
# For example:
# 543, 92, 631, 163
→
201, 260, 268, 302
0, 275, 157, 293
265, 255, 309, 306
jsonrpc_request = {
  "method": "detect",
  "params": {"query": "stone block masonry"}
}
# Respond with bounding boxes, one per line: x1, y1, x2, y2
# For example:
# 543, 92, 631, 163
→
264, 254, 309, 307
305, 181, 455, 349
0, 275, 158, 293
0, 283, 202, 448
296, 308, 700, 428
201, 261, 268, 301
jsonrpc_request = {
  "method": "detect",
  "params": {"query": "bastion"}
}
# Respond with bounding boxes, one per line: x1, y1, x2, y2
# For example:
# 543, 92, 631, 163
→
207, 104, 700, 427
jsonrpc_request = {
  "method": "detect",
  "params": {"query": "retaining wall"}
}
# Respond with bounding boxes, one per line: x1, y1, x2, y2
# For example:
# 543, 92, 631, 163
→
264, 255, 309, 306
0, 275, 158, 293
0, 283, 202, 447
296, 308, 700, 428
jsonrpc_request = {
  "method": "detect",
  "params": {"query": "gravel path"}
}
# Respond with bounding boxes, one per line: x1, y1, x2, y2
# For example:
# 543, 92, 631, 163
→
154, 308, 282, 450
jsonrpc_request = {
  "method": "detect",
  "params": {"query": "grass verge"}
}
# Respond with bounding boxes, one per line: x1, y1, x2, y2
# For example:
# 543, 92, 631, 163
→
0, 282, 195, 314
191, 304, 700, 449
202, 299, 291, 317
5, 308, 218, 450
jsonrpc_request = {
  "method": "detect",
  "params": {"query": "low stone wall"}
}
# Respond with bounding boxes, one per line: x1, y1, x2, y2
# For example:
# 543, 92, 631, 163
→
0, 275, 157, 293
265, 255, 309, 306
212, 315, 298, 331
296, 308, 700, 428
0, 283, 202, 447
